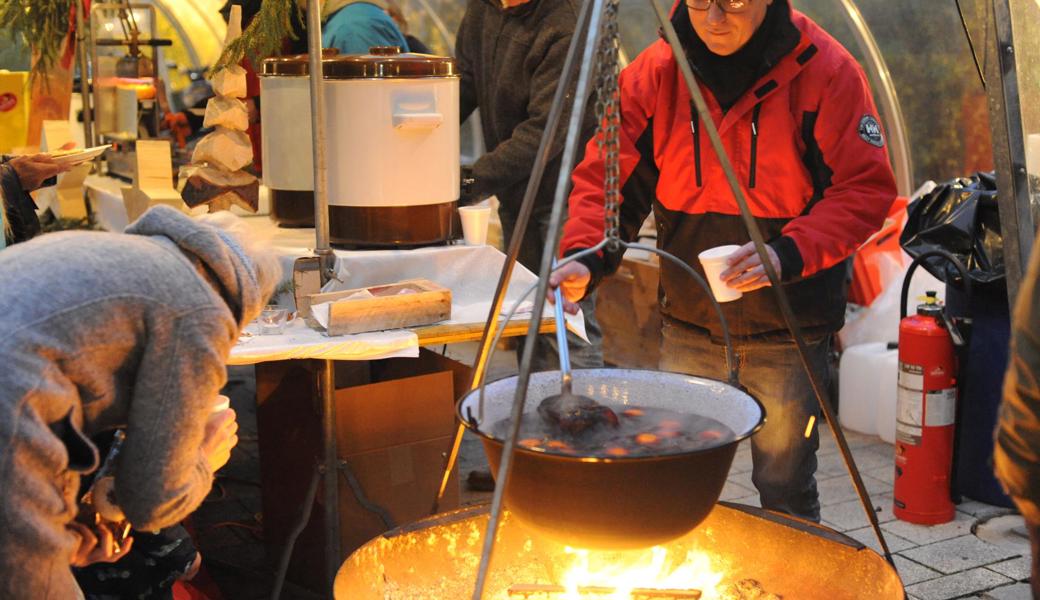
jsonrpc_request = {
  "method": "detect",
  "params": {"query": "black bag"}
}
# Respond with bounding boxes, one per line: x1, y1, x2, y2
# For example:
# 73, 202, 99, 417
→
900, 171, 1004, 288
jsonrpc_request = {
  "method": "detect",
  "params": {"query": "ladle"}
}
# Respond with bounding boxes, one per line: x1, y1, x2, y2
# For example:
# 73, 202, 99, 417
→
536, 268, 618, 436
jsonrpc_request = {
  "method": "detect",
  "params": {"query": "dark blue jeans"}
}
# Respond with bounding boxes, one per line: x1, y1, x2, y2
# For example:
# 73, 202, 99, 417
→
659, 316, 827, 521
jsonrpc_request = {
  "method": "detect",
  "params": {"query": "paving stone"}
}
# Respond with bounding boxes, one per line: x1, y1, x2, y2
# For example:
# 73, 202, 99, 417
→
864, 464, 896, 485
901, 535, 1020, 575
893, 555, 942, 586
726, 469, 754, 491
957, 500, 1018, 520
719, 479, 754, 501
816, 473, 891, 506
881, 511, 976, 545
817, 445, 894, 477
820, 494, 898, 532
729, 492, 760, 508
986, 556, 1031, 581
729, 447, 753, 474
844, 525, 917, 553
983, 582, 1034, 600
905, 568, 1011, 600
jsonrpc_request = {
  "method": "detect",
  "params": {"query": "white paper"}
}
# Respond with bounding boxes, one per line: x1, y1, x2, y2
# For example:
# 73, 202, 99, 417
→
229, 316, 419, 365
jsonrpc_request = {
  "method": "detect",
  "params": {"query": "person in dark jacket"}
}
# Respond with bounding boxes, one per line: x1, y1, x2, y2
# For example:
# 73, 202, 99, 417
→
551, 0, 897, 521
1, 152, 70, 248
995, 239, 1040, 599
456, 0, 603, 372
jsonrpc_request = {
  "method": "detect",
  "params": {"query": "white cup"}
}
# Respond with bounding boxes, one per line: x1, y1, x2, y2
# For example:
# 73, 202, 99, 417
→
698, 245, 743, 303
459, 205, 491, 246
212, 395, 231, 413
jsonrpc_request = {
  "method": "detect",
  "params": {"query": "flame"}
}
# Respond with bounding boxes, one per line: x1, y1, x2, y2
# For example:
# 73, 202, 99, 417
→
558, 545, 725, 599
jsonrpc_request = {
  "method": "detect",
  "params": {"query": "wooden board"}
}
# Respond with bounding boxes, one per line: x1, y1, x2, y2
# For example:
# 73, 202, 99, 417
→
596, 256, 662, 369
309, 278, 452, 336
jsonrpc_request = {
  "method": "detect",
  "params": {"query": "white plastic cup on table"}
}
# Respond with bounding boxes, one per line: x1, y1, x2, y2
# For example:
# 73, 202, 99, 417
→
698, 245, 744, 303
459, 205, 491, 246
258, 305, 289, 335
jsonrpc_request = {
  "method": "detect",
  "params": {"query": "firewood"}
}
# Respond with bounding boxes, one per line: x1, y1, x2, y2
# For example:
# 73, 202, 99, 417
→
180, 165, 259, 212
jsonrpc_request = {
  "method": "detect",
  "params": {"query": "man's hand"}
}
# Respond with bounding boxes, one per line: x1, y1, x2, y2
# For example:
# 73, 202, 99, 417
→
545, 261, 591, 315
68, 521, 133, 567
9, 145, 73, 191
202, 408, 239, 473
720, 242, 782, 293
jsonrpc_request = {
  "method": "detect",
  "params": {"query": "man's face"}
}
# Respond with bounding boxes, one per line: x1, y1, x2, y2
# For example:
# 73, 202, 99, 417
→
688, 0, 772, 56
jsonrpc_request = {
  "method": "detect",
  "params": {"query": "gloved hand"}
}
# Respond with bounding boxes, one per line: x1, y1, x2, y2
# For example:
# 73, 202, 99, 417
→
459, 165, 480, 206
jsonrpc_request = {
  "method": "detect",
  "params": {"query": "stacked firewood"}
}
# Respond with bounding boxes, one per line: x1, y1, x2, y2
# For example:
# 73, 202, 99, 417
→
181, 6, 259, 213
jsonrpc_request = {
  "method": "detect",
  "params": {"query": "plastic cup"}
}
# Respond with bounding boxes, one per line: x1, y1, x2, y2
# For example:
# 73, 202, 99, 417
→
212, 395, 231, 413
258, 305, 289, 335
459, 205, 491, 246
698, 245, 743, 303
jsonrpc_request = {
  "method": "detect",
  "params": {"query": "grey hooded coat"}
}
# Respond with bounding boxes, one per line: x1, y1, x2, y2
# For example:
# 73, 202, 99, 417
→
0, 206, 273, 598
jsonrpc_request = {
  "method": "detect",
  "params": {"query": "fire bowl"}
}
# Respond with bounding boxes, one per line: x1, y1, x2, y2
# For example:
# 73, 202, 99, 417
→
335, 503, 905, 599
457, 369, 765, 549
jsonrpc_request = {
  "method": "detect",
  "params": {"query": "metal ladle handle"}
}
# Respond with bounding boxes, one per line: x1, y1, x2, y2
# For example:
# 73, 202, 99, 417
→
551, 259, 573, 395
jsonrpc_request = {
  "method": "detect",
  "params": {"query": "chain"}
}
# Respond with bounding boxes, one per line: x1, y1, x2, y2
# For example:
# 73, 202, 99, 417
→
592, 0, 622, 249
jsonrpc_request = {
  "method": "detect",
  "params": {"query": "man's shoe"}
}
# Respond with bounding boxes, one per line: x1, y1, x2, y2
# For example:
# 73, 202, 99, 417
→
466, 469, 496, 492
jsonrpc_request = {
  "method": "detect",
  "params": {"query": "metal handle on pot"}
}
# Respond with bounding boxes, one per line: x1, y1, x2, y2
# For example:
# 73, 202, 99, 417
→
551, 259, 574, 395
392, 112, 443, 130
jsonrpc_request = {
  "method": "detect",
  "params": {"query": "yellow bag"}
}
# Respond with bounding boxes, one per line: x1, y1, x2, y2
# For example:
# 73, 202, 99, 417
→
0, 71, 29, 154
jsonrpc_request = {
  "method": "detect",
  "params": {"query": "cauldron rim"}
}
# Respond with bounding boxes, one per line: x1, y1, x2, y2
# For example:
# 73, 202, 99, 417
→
457, 367, 767, 463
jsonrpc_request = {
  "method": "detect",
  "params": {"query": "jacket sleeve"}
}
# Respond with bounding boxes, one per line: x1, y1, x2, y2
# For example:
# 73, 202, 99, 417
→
115, 310, 235, 532
777, 60, 897, 279
561, 53, 659, 290
995, 241, 1040, 524
457, 5, 478, 124
469, 30, 577, 197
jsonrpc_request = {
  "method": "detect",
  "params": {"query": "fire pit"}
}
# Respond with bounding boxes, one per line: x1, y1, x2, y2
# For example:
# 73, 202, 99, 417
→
335, 503, 904, 599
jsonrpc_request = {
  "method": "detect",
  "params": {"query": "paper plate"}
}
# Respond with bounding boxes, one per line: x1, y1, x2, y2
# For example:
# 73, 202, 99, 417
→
49, 144, 112, 166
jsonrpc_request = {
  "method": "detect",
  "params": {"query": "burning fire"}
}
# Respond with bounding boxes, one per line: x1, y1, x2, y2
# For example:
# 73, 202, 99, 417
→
557, 545, 725, 599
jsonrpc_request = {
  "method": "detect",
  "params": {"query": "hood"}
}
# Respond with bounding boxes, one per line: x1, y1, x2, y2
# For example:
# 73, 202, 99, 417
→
323, 0, 388, 20
125, 205, 275, 329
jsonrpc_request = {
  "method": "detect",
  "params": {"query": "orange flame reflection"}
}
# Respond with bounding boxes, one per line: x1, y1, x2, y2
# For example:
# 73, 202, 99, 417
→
559, 546, 725, 599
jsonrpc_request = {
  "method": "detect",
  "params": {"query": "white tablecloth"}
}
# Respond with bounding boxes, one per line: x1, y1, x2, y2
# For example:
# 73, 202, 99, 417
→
228, 217, 586, 364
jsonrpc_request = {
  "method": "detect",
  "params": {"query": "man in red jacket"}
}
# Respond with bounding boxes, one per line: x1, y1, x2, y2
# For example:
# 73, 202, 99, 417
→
551, 0, 897, 520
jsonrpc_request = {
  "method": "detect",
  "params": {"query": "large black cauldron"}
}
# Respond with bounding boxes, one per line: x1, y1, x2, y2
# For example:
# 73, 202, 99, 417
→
457, 368, 765, 549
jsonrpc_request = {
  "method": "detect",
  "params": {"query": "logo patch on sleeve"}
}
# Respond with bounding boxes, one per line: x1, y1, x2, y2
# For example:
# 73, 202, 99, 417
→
858, 115, 885, 148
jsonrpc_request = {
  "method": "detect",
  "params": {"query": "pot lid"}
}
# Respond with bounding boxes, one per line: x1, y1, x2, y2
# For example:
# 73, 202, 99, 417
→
260, 46, 455, 79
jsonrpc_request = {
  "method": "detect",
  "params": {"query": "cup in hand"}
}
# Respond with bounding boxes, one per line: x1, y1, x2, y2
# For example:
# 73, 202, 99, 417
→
258, 305, 289, 335
458, 205, 491, 246
212, 394, 231, 414
698, 245, 743, 303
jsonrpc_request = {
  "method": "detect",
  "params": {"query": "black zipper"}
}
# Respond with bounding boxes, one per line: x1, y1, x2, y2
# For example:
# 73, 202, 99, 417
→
749, 103, 762, 189
690, 102, 702, 187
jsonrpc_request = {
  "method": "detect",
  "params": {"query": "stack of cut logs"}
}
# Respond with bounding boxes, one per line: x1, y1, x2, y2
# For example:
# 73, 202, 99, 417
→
180, 6, 259, 213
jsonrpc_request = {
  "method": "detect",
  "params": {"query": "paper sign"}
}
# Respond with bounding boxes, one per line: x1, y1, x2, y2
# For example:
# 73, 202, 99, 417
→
134, 139, 175, 190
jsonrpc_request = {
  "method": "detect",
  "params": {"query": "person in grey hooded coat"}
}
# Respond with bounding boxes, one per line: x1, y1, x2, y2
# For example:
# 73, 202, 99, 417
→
0, 205, 281, 598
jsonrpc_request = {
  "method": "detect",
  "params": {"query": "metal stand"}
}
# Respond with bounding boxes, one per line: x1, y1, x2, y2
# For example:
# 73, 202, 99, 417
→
452, 1, 898, 597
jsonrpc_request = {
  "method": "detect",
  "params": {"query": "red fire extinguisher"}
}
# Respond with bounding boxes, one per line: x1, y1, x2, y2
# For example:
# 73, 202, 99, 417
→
893, 290, 966, 524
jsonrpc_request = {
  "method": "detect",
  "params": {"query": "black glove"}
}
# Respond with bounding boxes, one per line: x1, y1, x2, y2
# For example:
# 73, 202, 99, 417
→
459, 165, 480, 206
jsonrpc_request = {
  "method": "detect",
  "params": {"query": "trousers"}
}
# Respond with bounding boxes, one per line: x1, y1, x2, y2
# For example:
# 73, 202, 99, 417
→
659, 315, 828, 521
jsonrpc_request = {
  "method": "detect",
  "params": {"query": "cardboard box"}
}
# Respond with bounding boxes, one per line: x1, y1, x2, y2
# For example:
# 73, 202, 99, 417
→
596, 256, 663, 369
256, 349, 468, 590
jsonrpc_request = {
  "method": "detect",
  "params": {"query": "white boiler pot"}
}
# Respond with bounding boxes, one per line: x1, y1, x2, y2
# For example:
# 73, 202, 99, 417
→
323, 47, 460, 247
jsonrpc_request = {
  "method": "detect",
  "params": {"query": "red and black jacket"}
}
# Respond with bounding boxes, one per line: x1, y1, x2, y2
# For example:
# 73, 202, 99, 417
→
562, 6, 897, 341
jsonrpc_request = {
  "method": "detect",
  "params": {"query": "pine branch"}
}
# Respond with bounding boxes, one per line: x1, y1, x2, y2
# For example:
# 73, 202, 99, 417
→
0, 0, 74, 81
212, 0, 300, 74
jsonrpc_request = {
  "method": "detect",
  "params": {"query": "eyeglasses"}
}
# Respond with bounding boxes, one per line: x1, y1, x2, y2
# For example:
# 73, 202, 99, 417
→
686, 0, 753, 14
